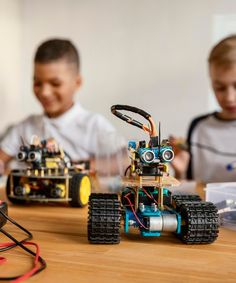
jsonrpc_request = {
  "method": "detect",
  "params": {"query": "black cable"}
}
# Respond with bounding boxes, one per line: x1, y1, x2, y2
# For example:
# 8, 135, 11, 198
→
111, 104, 151, 130
0, 228, 47, 280
0, 210, 47, 281
0, 210, 32, 252
124, 165, 131, 176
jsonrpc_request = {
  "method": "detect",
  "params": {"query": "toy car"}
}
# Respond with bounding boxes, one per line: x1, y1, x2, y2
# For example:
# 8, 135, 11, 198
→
88, 105, 219, 244
6, 136, 91, 207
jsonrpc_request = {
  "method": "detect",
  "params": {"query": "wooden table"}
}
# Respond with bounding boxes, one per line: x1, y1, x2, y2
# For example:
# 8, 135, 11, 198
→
0, 186, 236, 283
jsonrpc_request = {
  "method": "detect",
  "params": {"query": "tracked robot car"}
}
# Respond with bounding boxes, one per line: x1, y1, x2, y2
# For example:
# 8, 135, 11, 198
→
6, 136, 91, 207
88, 105, 219, 244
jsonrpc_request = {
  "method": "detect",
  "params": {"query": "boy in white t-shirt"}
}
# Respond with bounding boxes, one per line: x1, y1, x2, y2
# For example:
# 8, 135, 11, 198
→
172, 35, 236, 183
0, 39, 124, 172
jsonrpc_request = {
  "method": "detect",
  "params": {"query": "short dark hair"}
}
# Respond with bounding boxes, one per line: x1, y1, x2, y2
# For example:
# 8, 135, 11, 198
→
208, 34, 236, 68
34, 39, 80, 71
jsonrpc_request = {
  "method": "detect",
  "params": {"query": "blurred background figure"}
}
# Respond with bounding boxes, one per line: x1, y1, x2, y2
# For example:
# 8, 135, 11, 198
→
0, 38, 125, 176
95, 131, 128, 192
172, 35, 236, 184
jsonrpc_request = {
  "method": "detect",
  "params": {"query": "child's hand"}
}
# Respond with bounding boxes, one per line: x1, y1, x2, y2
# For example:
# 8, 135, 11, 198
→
0, 150, 12, 176
169, 136, 189, 179
46, 138, 59, 153
0, 160, 4, 176
169, 135, 188, 156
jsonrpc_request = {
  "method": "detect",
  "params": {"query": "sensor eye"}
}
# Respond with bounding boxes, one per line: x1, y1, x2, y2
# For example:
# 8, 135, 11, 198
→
28, 151, 41, 162
161, 149, 174, 162
17, 151, 27, 161
142, 150, 155, 163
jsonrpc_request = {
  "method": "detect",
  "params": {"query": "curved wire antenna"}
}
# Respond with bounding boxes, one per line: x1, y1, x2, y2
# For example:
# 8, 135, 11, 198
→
20, 136, 26, 146
111, 104, 158, 138
158, 122, 161, 146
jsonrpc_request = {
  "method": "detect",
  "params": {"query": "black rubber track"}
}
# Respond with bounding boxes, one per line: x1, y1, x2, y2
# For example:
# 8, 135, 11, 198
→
177, 201, 219, 244
88, 193, 121, 244
172, 194, 202, 207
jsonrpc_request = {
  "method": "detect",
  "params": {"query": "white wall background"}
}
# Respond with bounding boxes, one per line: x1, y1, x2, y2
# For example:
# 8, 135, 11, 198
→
1, 0, 236, 141
0, 0, 22, 130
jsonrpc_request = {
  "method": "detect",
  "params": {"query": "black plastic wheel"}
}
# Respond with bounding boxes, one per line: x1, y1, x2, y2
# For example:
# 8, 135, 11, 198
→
6, 175, 27, 205
177, 201, 219, 244
69, 173, 91, 207
88, 193, 121, 244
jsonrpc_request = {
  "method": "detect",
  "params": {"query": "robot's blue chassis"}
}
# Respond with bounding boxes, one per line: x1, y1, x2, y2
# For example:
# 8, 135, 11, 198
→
124, 205, 181, 236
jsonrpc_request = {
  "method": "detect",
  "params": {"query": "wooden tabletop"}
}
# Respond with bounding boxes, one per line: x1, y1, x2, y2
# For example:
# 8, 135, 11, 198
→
0, 185, 236, 283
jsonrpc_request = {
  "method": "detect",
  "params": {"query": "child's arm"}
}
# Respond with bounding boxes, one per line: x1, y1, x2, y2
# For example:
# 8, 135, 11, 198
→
0, 149, 13, 175
171, 150, 190, 179
169, 136, 190, 179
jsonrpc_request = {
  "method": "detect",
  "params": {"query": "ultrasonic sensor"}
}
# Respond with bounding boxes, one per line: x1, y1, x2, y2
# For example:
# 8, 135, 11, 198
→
142, 150, 155, 163
161, 149, 174, 162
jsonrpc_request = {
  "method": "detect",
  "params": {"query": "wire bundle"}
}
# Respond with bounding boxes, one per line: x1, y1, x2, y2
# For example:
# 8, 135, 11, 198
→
0, 207, 46, 282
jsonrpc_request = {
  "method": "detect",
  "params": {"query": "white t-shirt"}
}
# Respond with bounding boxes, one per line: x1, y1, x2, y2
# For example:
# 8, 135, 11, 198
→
1, 102, 124, 163
187, 112, 236, 183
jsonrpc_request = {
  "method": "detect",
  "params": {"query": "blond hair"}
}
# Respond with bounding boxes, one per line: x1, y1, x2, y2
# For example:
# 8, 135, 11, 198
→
208, 35, 236, 68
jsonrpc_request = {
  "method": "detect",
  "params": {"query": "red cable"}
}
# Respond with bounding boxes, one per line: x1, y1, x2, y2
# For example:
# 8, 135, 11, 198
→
0, 242, 15, 248
142, 188, 152, 199
0, 241, 41, 283
0, 242, 11, 267
12, 242, 41, 283
142, 188, 159, 205
0, 256, 7, 264
124, 193, 148, 229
